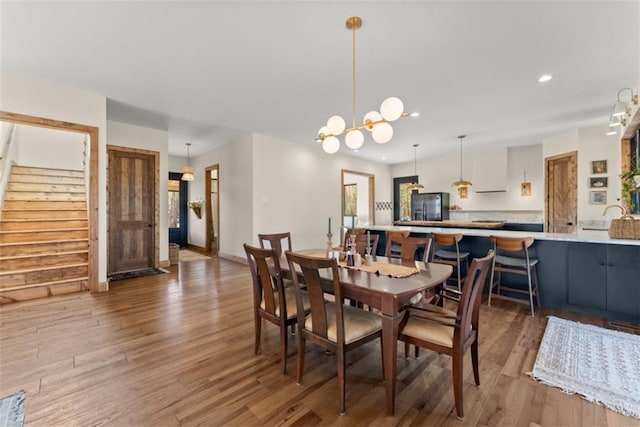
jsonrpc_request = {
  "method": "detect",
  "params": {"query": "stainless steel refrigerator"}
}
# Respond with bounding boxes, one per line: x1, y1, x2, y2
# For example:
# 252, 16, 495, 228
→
411, 192, 450, 221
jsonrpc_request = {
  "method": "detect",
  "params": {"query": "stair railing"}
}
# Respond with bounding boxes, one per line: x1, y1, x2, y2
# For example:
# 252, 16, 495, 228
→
0, 123, 18, 211
83, 135, 89, 200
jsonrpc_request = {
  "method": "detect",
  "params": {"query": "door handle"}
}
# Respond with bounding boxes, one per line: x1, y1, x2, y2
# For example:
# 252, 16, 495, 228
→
148, 223, 153, 228
567, 222, 573, 226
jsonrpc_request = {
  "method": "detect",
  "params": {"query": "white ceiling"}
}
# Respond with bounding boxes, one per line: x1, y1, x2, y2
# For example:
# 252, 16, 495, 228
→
2, 1, 638, 163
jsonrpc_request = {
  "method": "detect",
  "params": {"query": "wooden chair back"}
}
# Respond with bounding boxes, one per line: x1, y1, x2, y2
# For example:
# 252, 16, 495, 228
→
384, 230, 410, 257
349, 233, 379, 256
455, 251, 494, 342
431, 232, 463, 248
244, 243, 286, 318
258, 232, 292, 257
285, 251, 343, 343
342, 227, 367, 249
490, 236, 534, 253
387, 236, 432, 262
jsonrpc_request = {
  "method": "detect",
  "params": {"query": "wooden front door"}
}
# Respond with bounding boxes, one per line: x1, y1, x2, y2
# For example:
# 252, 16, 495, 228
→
108, 146, 158, 274
545, 151, 577, 233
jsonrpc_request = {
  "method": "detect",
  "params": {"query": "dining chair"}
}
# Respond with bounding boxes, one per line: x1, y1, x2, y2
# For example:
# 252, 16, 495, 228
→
384, 230, 410, 258
244, 243, 309, 374
285, 250, 383, 415
398, 250, 494, 420
488, 235, 540, 316
386, 236, 432, 263
430, 232, 470, 291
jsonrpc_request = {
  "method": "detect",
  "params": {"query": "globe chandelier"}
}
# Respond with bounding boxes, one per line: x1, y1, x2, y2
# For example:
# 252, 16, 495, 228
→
315, 16, 416, 154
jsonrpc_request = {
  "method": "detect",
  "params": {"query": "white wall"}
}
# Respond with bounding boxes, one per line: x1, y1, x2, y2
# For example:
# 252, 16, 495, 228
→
542, 125, 623, 226
0, 73, 109, 283
251, 133, 393, 255
107, 120, 169, 262
188, 134, 254, 258
17, 125, 85, 170
390, 144, 544, 213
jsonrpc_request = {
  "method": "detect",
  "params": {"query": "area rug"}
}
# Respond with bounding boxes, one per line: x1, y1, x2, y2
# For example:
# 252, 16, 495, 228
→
107, 268, 168, 282
179, 249, 211, 262
0, 390, 25, 427
530, 316, 640, 419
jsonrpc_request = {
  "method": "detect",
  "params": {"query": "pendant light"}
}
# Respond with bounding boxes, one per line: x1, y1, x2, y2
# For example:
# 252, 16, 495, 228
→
181, 142, 194, 181
452, 135, 472, 190
408, 144, 424, 190
315, 16, 415, 154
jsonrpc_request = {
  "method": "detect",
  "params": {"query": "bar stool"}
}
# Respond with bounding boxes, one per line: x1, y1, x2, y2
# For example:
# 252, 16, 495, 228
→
488, 235, 540, 316
429, 232, 470, 291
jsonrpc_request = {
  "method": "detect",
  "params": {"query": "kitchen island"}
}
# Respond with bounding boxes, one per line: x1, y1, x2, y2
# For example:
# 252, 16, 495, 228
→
367, 224, 640, 324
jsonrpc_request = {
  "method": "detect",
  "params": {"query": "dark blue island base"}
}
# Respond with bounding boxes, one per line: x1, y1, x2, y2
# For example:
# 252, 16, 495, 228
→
368, 227, 640, 325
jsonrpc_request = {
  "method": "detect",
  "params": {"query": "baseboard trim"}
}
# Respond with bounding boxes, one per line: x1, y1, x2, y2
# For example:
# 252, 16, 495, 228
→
159, 259, 170, 268
219, 252, 247, 265
187, 244, 209, 255
97, 281, 109, 292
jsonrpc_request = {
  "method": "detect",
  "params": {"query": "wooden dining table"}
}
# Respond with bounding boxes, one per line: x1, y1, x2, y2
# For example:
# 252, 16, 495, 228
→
280, 251, 453, 415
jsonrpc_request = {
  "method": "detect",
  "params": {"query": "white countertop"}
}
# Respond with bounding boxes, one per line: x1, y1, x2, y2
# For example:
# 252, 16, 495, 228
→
367, 225, 640, 246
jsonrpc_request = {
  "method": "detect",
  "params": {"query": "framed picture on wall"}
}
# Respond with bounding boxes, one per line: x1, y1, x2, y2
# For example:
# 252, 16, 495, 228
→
588, 176, 608, 189
591, 160, 607, 174
589, 190, 607, 205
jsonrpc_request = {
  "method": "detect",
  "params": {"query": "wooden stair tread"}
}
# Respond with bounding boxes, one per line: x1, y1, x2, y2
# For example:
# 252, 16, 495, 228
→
2, 207, 87, 211
0, 227, 88, 234
0, 277, 89, 292
0, 238, 88, 247
0, 262, 88, 276
0, 218, 88, 222
0, 250, 89, 261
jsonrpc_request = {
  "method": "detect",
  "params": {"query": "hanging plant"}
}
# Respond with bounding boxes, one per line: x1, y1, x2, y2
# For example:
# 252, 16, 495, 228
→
620, 168, 640, 213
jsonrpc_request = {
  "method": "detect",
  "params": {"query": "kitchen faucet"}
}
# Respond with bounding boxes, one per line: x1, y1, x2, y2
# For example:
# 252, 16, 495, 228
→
602, 204, 627, 216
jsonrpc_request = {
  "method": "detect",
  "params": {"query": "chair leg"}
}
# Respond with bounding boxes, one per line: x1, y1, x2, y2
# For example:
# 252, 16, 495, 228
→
296, 336, 306, 385
533, 266, 541, 307
471, 339, 480, 386
380, 336, 385, 382
254, 314, 262, 354
527, 268, 535, 316
280, 321, 288, 374
488, 265, 495, 307
404, 341, 410, 359
452, 352, 464, 420
414, 345, 420, 359
338, 349, 346, 415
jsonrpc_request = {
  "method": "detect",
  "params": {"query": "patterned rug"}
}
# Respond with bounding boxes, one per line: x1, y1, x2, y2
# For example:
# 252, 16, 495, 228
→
107, 268, 168, 282
0, 390, 25, 427
530, 316, 640, 419
179, 249, 211, 262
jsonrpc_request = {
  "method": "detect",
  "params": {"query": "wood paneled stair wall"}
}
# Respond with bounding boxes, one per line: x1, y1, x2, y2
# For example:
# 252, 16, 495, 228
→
0, 165, 89, 303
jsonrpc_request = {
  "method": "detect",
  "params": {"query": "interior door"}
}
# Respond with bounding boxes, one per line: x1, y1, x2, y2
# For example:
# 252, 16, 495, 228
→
545, 151, 577, 233
205, 165, 219, 255
108, 147, 157, 274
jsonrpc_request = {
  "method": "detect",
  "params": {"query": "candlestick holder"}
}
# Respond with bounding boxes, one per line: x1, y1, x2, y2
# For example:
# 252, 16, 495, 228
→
326, 232, 334, 257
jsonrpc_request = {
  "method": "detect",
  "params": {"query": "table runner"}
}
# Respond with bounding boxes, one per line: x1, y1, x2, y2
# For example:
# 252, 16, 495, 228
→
292, 252, 420, 278
340, 261, 419, 278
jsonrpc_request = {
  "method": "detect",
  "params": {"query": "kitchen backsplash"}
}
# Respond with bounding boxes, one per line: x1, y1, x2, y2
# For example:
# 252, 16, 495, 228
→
449, 210, 544, 223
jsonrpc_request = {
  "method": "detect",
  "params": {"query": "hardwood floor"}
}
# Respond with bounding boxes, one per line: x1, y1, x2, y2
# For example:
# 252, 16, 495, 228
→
0, 257, 637, 426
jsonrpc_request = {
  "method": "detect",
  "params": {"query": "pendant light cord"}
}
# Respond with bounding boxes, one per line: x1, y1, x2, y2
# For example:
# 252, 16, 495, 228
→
351, 23, 357, 129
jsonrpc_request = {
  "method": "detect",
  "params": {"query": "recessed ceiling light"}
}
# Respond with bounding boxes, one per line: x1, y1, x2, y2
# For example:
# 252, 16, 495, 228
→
606, 130, 617, 136
353, 149, 359, 152
410, 112, 420, 118
381, 156, 387, 160
538, 74, 553, 83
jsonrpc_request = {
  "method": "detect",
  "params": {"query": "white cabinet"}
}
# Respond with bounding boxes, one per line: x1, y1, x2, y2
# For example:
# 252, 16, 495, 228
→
472, 147, 507, 192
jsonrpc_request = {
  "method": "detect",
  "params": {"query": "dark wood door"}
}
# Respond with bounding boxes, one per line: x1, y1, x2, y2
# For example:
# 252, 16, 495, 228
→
545, 151, 577, 233
108, 148, 156, 274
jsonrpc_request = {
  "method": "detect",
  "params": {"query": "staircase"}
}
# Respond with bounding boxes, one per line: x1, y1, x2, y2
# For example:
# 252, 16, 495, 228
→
0, 166, 89, 303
